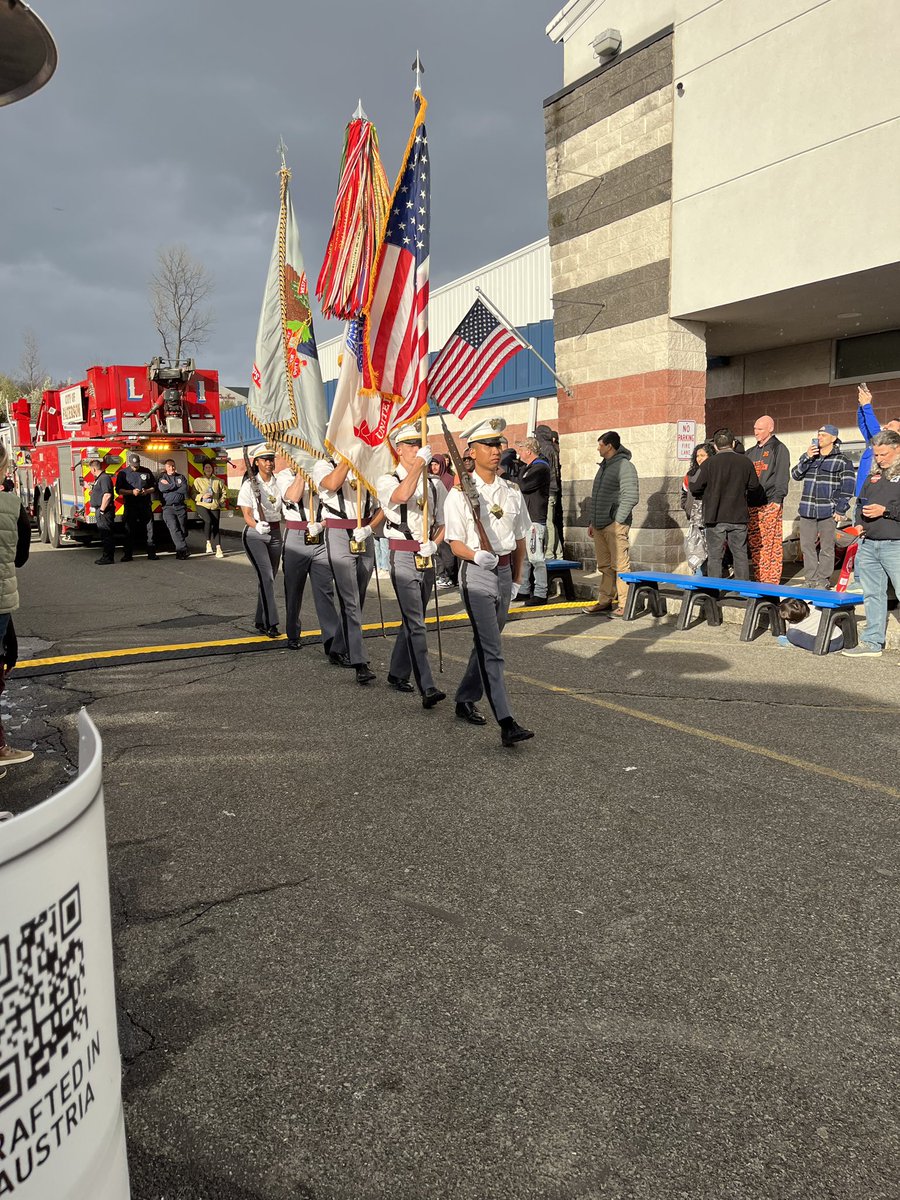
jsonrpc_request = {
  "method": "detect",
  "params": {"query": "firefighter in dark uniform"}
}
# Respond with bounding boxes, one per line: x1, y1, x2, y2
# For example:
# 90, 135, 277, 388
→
115, 451, 157, 559
88, 454, 118, 565
157, 458, 190, 559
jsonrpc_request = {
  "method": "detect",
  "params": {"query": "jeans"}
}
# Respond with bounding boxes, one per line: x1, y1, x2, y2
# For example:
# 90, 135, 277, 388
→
519, 522, 547, 598
374, 535, 390, 572
855, 538, 900, 649
705, 523, 749, 580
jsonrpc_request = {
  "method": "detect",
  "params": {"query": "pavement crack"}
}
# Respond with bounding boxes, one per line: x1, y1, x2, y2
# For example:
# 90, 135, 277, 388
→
545, 686, 893, 713
116, 875, 312, 929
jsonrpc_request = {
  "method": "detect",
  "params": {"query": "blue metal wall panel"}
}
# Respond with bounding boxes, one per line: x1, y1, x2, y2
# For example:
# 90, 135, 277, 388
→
222, 318, 556, 437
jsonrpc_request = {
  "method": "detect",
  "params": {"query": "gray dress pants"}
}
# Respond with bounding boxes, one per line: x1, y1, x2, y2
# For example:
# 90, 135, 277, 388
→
389, 550, 436, 694
282, 529, 340, 647
326, 527, 374, 666
243, 525, 283, 628
798, 516, 836, 589
456, 560, 514, 724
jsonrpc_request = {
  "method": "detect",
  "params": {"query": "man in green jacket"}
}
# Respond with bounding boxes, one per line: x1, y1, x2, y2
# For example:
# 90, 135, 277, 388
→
582, 431, 640, 616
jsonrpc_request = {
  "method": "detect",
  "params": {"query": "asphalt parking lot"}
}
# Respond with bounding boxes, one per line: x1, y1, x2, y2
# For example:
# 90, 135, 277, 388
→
6, 536, 900, 1199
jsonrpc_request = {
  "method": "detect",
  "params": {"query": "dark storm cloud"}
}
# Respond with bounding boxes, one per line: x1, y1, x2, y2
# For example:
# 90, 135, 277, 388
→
3, 0, 560, 384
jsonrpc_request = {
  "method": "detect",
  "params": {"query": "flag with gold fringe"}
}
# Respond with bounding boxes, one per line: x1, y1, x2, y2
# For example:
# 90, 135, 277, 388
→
363, 91, 430, 419
248, 156, 327, 480
324, 316, 394, 496
316, 106, 391, 321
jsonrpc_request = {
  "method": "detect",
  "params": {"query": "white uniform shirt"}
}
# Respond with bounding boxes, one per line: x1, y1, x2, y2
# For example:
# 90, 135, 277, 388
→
312, 459, 373, 523
276, 467, 310, 522
443, 472, 530, 554
237, 474, 283, 522
376, 465, 445, 544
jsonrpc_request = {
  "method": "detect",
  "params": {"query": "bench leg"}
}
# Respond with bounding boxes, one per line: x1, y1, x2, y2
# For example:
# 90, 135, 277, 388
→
561, 570, 575, 602
623, 581, 655, 621
676, 590, 721, 630
740, 597, 783, 642
815, 608, 857, 654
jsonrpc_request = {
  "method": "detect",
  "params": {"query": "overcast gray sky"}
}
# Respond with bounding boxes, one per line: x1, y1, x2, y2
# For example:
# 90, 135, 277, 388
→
3, 1, 561, 387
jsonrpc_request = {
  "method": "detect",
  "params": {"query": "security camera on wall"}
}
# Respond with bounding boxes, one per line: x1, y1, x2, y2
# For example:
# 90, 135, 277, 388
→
592, 28, 622, 60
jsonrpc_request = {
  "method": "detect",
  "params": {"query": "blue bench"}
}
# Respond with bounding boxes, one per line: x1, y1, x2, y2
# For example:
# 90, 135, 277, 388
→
618, 571, 865, 655
546, 558, 581, 601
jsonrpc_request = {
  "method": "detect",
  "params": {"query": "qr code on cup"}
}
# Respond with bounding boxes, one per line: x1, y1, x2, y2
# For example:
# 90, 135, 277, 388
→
0, 885, 88, 1113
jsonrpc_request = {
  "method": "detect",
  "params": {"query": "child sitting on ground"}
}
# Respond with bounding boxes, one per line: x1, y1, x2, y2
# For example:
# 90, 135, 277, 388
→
776, 597, 844, 653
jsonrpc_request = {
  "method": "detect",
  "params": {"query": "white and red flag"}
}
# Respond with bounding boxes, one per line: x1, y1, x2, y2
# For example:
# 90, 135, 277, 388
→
325, 316, 394, 495
363, 92, 430, 421
427, 298, 525, 419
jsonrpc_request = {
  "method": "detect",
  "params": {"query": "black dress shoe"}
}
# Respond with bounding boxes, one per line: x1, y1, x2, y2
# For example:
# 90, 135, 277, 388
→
266, 626, 279, 638
422, 688, 446, 709
328, 650, 351, 667
94, 556, 115, 566
524, 596, 547, 607
286, 639, 300, 650
147, 551, 158, 560
355, 665, 376, 685
500, 718, 535, 747
255, 622, 267, 634
388, 674, 414, 693
455, 701, 486, 726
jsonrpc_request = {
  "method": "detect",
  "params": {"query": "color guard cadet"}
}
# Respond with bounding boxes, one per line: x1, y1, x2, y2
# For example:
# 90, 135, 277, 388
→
376, 423, 447, 709
311, 457, 384, 684
239, 443, 283, 638
443, 418, 534, 746
276, 455, 341, 653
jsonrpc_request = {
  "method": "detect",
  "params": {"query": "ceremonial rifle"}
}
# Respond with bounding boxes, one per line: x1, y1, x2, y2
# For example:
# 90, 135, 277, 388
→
438, 416, 493, 552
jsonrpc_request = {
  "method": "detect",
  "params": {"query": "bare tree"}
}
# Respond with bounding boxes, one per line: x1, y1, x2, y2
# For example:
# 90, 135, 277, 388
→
150, 245, 215, 363
19, 331, 50, 416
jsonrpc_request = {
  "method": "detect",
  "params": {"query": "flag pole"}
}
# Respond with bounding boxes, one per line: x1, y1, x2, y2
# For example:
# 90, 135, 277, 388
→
474, 285, 572, 396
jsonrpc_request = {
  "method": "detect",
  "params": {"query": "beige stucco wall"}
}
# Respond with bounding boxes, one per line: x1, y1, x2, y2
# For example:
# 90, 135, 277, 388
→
670, 0, 900, 315
547, 0, 676, 86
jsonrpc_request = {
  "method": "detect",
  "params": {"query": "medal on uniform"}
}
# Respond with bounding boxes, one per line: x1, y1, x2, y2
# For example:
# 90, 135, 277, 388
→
490, 504, 504, 519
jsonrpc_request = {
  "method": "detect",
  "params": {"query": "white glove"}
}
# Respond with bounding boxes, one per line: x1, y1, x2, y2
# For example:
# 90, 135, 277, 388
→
418, 539, 437, 558
306, 521, 324, 536
474, 549, 499, 569
255, 521, 271, 536
511, 581, 520, 599
352, 525, 373, 542
416, 444, 433, 465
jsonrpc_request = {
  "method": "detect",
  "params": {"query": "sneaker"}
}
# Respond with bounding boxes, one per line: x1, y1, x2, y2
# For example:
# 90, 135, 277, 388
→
215, 546, 224, 559
436, 575, 455, 589
0, 746, 35, 765
841, 643, 882, 657
205, 541, 214, 555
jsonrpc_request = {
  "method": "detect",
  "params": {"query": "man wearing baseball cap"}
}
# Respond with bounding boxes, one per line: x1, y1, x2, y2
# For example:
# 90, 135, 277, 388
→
790, 424, 855, 589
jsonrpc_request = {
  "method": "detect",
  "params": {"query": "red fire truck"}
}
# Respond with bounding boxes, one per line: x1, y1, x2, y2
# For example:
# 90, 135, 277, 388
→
10, 359, 227, 548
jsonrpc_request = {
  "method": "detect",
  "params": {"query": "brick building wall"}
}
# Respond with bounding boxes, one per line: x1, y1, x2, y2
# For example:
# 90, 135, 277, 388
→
544, 29, 707, 573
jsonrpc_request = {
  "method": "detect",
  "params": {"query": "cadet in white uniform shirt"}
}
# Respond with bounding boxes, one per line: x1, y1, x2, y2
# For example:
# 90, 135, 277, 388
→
276, 457, 341, 653
311, 456, 384, 684
443, 418, 534, 747
376, 422, 446, 709
238, 444, 284, 637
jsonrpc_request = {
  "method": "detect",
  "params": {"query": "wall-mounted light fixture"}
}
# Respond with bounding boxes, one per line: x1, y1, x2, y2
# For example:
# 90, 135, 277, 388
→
592, 28, 622, 61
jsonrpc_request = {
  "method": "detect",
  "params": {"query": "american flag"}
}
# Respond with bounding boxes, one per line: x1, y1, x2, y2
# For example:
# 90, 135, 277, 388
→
364, 94, 430, 422
427, 299, 524, 418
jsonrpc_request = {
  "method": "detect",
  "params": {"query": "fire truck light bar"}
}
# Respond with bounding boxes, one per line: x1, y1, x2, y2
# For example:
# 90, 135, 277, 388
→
145, 442, 172, 451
